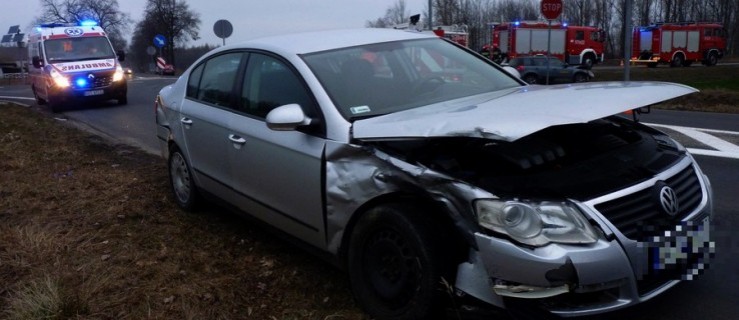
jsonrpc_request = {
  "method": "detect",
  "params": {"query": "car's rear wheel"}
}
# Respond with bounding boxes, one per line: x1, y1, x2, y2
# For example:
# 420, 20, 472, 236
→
573, 73, 589, 83
348, 203, 450, 320
168, 148, 199, 211
523, 74, 538, 84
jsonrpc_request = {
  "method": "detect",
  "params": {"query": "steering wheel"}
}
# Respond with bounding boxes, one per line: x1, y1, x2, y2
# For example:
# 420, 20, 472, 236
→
412, 75, 445, 94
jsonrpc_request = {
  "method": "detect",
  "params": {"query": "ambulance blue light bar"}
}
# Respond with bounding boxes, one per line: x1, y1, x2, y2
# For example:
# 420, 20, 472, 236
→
79, 20, 98, 27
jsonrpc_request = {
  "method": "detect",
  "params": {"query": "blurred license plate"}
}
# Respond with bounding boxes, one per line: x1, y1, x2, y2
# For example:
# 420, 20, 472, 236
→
84, 90, 104, 96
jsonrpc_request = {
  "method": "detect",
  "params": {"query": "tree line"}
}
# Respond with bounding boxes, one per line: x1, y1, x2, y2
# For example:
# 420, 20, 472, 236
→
370, 0, 739, 59
32, 0, 738, 72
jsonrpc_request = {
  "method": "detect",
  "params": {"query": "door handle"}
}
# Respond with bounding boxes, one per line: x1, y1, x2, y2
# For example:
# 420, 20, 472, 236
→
228, 134, 246, 145
180, 118, 193, 125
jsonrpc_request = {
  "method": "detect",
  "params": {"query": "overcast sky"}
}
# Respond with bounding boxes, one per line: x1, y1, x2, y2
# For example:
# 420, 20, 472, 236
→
1, 0, 426, 46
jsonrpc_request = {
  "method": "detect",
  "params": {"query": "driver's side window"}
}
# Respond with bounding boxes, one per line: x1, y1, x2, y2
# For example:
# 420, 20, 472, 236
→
240, 53, 314, 119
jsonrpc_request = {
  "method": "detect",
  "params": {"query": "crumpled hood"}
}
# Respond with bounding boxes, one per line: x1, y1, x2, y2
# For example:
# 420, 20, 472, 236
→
352, 81, 697, 142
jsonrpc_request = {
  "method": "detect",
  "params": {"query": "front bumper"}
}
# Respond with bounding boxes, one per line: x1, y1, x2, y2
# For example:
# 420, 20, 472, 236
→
458, 158, 714, 316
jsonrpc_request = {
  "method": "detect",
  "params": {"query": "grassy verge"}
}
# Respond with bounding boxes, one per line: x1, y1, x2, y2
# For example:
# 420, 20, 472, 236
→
0, 104, 364, 319
594, 63, 739, 113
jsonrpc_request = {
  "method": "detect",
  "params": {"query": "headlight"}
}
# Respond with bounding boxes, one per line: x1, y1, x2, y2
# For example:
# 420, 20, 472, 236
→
475, 199, 599, 247
50, 68, 70, 87
113, 65, 124, 82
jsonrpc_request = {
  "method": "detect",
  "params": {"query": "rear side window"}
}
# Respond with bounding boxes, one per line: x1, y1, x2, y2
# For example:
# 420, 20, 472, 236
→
193, 52, 243, 107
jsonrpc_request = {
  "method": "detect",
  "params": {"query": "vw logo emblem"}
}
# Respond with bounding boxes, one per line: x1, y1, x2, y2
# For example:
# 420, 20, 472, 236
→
658, 185, 679, 216
88, 74, 95, 79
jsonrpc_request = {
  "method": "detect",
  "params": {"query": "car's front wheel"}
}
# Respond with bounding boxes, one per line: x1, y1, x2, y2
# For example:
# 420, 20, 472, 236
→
573, 73, 589, 83
348, 203, 450, 320
168, 148, 199, 211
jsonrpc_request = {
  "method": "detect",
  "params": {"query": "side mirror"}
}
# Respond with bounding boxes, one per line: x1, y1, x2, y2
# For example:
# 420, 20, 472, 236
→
502, 66, 521, 79
117, 50, 126, 62
32, 56, 43, 68
266, 103, 312, 131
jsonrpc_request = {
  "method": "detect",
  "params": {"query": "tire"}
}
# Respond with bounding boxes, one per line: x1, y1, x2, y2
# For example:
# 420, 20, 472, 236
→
348, 203, 450, 320
573, 73, 588, 83
168, 148, 199, 211
582, 55, 595, 70
32, 86, 47, 105
670, 54, 684, 68
523, 74, 538, 84
682, 60, 693, 67
47, 94, 62, 113
118, 95, 128, 105
705, 52, 718, 66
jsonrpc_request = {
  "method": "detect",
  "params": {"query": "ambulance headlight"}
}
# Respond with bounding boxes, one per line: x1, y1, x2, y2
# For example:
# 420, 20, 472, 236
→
113, 65, 124, 82
50, 69, 70, 88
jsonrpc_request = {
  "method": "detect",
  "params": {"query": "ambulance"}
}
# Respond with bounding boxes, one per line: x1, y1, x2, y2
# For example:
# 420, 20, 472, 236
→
28, 21, 127, 112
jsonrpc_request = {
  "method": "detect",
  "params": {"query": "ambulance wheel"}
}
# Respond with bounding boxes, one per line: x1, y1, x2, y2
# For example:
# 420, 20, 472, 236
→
118, 95, 128, 105
47, 95, 62, 113
32, 86, 46, 105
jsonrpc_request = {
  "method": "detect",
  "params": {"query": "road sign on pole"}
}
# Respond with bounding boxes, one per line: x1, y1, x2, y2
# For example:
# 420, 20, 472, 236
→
541, 0, 563, 20
153, 34, 166, 48
213, 20, 233, 46
541, 0, 562, 85
156, 57, 166, 69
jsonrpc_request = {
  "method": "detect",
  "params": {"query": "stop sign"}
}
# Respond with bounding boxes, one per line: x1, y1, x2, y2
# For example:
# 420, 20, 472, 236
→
541, 0, 563, 20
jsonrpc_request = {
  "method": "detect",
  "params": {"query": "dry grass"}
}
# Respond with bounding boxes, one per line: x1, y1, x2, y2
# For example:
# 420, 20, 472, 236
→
0, 104, 365, 319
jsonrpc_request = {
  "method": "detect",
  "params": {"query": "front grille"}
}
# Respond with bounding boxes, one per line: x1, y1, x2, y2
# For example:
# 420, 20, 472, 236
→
91, 74, 112, 88
594, 165, 702, 241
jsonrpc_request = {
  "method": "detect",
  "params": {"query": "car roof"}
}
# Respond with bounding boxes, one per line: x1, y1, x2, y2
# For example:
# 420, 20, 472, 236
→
213, 28, 437, 56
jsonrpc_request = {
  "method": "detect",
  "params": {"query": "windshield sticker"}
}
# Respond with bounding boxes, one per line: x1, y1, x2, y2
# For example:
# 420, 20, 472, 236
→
53, 59, 115, 72
350, 106, 371, 114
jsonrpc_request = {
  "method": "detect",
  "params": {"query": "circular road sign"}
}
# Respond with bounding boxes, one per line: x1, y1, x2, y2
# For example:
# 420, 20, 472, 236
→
153, 34, 166, 48
213, 19, 233, 39
541, 0, 563, 20
146, 46, 156, 56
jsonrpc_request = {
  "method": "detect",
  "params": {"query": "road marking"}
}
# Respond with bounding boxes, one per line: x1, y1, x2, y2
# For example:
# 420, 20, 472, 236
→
647, 123, 739, 159
0, 96, 35, 101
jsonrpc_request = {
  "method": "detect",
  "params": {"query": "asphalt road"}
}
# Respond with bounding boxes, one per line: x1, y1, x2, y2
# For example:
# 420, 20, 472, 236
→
1, 76, 737, 320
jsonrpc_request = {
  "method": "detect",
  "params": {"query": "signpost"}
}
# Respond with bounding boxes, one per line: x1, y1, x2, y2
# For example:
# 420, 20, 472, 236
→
541, 0, 563, 84
213, 20, 233, 46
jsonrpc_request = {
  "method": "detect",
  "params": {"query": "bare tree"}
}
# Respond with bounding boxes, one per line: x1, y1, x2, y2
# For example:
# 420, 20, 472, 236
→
36, 0, 132, 49
142, 0, 201, 66
366, 0, 410, 28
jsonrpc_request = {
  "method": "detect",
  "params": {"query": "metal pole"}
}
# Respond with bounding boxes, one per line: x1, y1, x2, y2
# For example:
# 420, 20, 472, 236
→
546, 19, 552, 85
624, 0, 633, 81
428, 0, 432, 30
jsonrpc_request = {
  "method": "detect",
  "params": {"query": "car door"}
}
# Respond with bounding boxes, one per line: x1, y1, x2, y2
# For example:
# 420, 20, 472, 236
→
177, 51, 245, 195
227, 52, 327, 248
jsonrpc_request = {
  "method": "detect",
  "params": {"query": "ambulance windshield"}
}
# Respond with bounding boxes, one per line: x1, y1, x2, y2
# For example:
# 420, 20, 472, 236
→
44, 36, 115, 62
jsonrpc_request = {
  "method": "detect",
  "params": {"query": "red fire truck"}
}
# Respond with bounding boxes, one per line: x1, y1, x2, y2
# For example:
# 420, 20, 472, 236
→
489, 21, 606, 68
630, 22, 727, 68
431, 25, 469, 47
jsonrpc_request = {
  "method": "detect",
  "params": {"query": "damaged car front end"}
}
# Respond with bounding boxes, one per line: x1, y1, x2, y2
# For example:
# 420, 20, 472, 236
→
330, 82, 714, 317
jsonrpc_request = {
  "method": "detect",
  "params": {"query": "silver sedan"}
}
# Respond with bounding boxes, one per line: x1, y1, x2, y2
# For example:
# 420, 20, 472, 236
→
155, 28, 713, 319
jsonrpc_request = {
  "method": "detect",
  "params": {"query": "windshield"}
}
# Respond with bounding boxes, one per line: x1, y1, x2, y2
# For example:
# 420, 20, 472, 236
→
44, 36, 115, 62
302, 38, 521, 120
